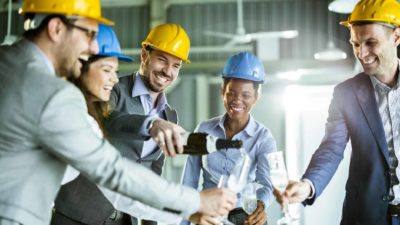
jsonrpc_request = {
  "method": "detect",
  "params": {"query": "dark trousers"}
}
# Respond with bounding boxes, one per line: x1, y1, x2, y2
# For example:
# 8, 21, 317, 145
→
51, 210, 131, 225
227, 208, 267, 225
130, 216, 157, 225
389, 216, 400, 225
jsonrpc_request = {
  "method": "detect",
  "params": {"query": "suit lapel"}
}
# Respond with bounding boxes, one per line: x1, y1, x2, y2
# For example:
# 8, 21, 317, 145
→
355, 74, 389, 165
163, 106, 178, 124
127, 75, 145, 115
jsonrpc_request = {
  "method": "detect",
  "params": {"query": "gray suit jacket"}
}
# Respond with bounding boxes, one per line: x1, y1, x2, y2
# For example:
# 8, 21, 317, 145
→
0, 39, 199, 225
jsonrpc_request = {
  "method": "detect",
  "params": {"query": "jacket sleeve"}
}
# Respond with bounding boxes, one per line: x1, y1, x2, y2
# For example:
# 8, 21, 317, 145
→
38, 85, 200, 217
301, 85, 350, 205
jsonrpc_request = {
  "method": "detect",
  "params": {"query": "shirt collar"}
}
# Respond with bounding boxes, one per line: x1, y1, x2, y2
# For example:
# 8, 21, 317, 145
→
217, 114, 257, 137
132, 72, 150, 98
132, 72, 168, 111
369, 60, 400, 92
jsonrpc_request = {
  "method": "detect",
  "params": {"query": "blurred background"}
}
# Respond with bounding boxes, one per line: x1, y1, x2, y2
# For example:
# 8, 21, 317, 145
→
1, 0, 397, 224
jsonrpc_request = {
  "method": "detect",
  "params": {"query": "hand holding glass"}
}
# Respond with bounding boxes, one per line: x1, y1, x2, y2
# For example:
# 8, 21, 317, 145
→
242, 182, 262, 214
216, 148, 253, 225
267, 151, 294, 225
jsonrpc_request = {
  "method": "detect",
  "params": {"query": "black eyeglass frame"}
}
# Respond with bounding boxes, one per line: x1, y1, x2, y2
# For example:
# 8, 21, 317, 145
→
59, 16, 98, 42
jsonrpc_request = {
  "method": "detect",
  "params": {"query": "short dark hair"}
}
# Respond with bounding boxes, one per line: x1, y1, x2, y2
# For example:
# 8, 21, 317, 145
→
221, 77, 261, 94
22, 14, 76, 40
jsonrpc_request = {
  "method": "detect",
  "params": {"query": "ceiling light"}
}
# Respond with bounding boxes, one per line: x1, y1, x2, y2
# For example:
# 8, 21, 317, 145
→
328, 0, 359, 14
314, 10, 347, 61
314, 41, 347, 61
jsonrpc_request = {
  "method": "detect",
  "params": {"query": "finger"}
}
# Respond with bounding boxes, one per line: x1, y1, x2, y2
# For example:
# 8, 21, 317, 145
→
155, 135, 170, 157
172, 129, 184, 154
164, 129, 177, 157
253, 212, 266, 225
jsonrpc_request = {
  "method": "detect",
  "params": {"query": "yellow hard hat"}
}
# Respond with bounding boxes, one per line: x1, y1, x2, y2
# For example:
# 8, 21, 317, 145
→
19, 0, 113, 25
340, 0, 400, 27
141, 23, 191, 63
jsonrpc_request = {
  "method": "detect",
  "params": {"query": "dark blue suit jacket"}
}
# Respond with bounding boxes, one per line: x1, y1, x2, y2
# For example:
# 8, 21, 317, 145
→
302, 73, 390, 225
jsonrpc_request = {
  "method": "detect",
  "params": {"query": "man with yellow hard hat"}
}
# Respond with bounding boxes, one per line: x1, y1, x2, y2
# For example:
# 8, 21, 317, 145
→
51, 23, 196, 225
274, 0, 400, 225
0, 0, 237, 225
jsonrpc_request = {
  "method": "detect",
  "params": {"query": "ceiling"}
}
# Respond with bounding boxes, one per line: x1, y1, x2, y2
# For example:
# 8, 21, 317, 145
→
0, 0, 360, 84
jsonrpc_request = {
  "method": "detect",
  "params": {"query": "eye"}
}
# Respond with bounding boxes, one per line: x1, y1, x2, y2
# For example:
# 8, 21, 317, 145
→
365, 40, 377, 47
243, 94, 251, 99
350, 42, 359, 48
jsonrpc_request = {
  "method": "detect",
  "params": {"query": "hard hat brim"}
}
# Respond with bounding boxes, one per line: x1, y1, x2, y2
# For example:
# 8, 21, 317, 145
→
19, 9, 114, 26
142, 42, 190, 63
222, 74, 265, 84
98, 52, 133, 62
93, 16, 114, 26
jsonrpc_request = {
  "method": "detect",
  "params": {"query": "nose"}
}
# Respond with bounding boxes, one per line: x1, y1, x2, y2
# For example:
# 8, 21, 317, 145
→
162, 65, 173, 77
111, 72, 119, 84
357, 45, 368, 60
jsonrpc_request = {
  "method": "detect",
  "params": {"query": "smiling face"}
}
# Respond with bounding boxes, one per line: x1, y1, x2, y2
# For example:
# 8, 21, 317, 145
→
222, 78, 260, 122
350, 23, 400, 80
55, 18, 99, 79
140, 47, 182, 95
81, 56, 119, 102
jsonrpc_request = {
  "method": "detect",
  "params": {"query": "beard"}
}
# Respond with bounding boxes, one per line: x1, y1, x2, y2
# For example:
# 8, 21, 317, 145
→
141, 59, 168, 93
58, 59, 82, 82
141, 72, 165, 93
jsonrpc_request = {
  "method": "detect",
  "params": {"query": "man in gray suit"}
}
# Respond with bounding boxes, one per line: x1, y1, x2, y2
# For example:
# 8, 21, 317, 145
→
0, 0, 236, 225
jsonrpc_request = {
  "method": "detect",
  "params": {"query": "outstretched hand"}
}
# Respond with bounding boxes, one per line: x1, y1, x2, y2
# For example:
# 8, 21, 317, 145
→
188, 213, 222, 225
149, 119, 186, 157
198, 188, 237, 217
273, 180, 312, 207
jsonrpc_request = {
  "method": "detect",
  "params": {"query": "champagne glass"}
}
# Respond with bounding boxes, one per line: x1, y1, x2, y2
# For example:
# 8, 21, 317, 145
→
242, 182, 261, 215
267, 151, 293, 225
215, 148, 253, 225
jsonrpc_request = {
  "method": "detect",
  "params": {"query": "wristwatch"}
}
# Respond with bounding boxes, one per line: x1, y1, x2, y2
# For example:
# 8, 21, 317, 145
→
146, 117, 157, 132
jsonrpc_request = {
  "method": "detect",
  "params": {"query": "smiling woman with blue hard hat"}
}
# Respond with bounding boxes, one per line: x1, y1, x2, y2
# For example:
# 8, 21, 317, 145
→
181, 52, 277, 225
51, 24, 136, 225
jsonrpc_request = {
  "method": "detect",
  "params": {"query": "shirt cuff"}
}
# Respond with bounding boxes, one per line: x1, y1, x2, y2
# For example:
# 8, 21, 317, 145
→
140, 116, 157, 136
301, 178, 315, 199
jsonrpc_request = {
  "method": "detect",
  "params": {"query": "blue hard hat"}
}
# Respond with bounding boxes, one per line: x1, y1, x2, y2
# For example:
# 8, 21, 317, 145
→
96, 24, 133, 62
222, 52, 265, 83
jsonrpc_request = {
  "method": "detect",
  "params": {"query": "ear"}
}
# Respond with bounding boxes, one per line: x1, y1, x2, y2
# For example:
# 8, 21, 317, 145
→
255, 92, 261, 102
46, 17, 65, 43
141, 47, 149, 63
394, 27, 400, 47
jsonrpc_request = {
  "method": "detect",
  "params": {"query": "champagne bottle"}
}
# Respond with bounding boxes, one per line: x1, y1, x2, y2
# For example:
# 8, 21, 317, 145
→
181, 132, 243, 155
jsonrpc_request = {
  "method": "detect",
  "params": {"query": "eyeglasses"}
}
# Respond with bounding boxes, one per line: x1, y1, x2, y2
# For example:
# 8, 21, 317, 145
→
60, 17, 98, 42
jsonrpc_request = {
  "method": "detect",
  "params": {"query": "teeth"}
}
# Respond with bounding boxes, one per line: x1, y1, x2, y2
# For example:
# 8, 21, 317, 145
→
79, 55, 90, 61
230, 105, 243, 112
104, 85, 113, 90
156, 74, 168, 83
363, 59, 375, 64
